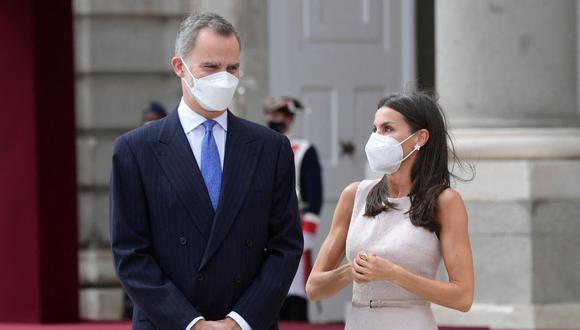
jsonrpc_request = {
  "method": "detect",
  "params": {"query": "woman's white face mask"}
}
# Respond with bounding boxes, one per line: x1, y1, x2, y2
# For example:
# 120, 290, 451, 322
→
364, 132, 421, 174
180, 57, 239, 111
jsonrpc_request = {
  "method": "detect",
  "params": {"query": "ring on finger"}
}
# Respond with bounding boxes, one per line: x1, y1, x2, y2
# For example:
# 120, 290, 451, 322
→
359, 252, 369, 261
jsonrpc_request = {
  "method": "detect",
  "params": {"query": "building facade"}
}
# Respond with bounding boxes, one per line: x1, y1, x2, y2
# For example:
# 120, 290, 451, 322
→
74, 1, 580, 328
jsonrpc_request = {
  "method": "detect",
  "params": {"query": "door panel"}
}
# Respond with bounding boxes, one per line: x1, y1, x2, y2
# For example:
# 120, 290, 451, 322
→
269, 0, 415, 322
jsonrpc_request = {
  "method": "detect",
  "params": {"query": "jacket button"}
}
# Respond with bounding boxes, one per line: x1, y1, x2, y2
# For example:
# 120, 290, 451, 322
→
245, 239, 253, 248
197, 273, 204, 281
179, 237, 187, 245
234, 276, 241, 284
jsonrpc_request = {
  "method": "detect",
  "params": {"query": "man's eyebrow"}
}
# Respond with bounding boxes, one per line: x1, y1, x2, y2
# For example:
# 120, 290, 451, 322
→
199, 61, 220, 67
227, 63, 240, 69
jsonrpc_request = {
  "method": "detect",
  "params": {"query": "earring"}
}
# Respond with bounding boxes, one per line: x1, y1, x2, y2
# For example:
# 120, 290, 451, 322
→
415, 144, 421, 151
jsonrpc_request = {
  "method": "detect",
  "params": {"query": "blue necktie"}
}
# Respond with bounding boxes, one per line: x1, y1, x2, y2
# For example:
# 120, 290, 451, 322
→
201, 120, 222, 210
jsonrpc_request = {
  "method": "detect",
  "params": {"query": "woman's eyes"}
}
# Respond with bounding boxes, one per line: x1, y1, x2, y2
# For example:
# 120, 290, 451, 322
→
372, 125, 394, 133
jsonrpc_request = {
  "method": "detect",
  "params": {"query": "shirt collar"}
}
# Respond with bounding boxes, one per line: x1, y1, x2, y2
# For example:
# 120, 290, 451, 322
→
177, 97, 228, 134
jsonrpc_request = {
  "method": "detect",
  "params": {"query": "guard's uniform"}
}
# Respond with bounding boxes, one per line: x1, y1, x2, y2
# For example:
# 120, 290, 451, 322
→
279, 137, 323, 321
264, 96, 324, 321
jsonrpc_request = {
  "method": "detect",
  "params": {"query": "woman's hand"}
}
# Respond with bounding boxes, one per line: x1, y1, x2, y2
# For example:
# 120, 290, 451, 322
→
351, 251, 400, 283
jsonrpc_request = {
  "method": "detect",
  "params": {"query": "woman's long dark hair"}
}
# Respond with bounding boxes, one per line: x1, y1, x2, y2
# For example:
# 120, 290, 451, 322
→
364, 91, 473, 236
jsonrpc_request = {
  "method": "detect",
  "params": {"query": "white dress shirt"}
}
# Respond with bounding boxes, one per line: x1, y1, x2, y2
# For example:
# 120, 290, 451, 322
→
178, 98, 227, 170
177, 98, 252, 330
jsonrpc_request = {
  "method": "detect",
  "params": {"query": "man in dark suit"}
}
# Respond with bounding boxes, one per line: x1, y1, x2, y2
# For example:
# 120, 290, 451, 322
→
109, 12, 303, 330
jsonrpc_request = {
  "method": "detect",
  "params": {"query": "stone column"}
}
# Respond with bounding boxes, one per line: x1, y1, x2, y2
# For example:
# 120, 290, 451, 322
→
434, 1, 580, 328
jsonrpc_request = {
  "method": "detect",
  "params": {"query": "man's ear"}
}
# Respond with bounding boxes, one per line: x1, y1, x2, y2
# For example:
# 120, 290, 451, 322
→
171, 56, 185, 78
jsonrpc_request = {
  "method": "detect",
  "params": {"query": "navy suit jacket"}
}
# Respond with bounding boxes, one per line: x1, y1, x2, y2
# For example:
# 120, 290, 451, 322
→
109, 109, 303, 330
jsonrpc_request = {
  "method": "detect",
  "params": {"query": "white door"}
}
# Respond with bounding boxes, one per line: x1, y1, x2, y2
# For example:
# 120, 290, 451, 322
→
269, 0, 415, 322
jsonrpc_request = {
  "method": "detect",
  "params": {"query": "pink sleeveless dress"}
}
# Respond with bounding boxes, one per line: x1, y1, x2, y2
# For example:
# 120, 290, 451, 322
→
345, 179, 441, 330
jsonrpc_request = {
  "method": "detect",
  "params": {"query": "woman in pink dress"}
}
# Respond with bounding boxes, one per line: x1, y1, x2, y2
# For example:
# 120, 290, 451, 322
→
306, 92, 474, 329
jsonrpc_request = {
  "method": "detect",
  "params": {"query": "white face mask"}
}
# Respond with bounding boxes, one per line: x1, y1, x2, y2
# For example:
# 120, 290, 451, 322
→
180, 57, 239, 111
364, 132, 421, 174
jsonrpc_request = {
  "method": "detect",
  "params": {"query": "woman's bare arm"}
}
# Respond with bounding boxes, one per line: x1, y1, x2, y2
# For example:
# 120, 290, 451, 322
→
388, 188, 474, 311
305, 182, 360, 301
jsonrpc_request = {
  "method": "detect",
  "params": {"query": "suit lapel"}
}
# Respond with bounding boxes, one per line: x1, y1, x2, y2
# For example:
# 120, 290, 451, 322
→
199, 111, 263, 270
151, 110, 214, 240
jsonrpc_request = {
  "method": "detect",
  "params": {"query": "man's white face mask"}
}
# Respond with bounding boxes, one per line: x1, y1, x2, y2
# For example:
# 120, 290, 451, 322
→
180, 57, 239, 111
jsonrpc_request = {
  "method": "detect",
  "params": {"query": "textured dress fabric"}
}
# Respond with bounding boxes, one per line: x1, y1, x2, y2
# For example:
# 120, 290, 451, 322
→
345, 179, 442, 330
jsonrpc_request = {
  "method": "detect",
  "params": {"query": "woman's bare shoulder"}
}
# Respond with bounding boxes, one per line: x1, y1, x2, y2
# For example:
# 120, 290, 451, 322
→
437, 187, 467, 227
341, 181, 361, 200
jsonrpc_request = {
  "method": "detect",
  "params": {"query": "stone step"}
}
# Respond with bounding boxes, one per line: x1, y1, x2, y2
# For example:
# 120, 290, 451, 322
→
80, 287, 124, 320
79, 249, 118, 286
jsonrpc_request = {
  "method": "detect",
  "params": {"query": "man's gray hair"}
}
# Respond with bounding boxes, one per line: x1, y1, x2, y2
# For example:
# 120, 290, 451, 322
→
175, 12, 241, 57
